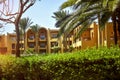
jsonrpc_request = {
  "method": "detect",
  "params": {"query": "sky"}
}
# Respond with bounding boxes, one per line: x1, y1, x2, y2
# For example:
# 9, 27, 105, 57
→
0, 0, 67, 34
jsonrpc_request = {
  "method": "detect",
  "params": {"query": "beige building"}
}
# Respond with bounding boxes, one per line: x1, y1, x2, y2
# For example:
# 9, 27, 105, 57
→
72, 22, 98, 50
0, 35, 7, 54
26, 27, 62, 54
0, 22, 119, 54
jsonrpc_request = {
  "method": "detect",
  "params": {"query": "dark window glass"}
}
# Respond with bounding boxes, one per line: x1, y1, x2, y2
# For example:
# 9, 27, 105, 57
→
12, 44, 15, 49
29, 35, 34, 40
51, 34, 57, 38
40, 43, 46, 48
40, 35, 46, 40
29, 43, 34, 48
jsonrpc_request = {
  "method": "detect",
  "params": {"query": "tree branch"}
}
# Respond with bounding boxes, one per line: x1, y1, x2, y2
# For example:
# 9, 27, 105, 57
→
0, 17, 15, 23
23, 3, 34, 13
23, 0, 29, 6
6, 12, 19, 16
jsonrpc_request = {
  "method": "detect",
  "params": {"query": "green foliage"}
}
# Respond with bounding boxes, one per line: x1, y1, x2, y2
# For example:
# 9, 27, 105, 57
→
0, 46, 120, 80
24, 48, 35, 54
22, 48, 38, 56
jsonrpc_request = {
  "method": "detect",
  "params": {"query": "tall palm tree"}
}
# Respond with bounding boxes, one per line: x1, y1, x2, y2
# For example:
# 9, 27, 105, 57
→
55, 0, 120, 45
19, 17, 33, 52
30, 24, 40, 53
52, 10, 70, 52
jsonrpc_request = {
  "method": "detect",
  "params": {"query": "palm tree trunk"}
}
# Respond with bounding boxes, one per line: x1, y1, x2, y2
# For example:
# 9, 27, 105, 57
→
24, 31, 26, 51
117, 15, 120, 36
97, 14, 102, 47
35, 33, 38, 53
113, 22, 117, 45
64, 34, 67, 52
112, 13, 118, 45
117, 15, 120, 45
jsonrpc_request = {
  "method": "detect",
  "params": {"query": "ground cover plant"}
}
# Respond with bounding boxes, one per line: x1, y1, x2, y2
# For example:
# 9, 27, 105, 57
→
0, 46, 120, 80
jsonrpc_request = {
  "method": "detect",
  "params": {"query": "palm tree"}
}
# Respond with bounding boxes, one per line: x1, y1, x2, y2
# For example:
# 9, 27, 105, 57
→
30, 24, 40, 53
19, 17, 33, 52
55, 0, 120, 45
52, 10, 70, 52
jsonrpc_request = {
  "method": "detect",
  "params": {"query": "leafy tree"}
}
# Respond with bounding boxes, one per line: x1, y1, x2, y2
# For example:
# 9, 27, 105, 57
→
0, 0, 38, 57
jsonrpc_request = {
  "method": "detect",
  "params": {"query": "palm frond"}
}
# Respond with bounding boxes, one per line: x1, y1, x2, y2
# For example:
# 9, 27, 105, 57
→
55, 0, 120, 40
99, 11, 112, 30
75, 17, 97, 39
30, 24, 40, 32
19, 17, 33, 31
60, 0, 78, 10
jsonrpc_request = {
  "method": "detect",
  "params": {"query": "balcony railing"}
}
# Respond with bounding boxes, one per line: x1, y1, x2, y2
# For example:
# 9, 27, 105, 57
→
27, 35, 35, 42
28, 38, 35, 42
51, 46, 60, 49
51, 34, 58, 39
39, 38, 46, 41
39, 50, 46, 54
39, 36, 47, 41
39, 46, 47, 49
50, 38, 57, 41
28, 43, 35, 48
28, 46, 35, 49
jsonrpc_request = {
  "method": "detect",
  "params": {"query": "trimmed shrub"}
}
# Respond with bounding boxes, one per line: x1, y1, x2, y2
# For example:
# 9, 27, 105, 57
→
0, 46, 120, 80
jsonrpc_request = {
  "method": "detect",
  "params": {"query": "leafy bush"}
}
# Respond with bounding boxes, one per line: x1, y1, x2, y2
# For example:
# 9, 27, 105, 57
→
0, 46, 120, 80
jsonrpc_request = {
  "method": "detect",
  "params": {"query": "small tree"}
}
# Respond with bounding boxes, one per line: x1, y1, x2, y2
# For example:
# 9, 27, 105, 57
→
30, 24, 40, 53
19, 17, 33, 52
0, 0, 38, 57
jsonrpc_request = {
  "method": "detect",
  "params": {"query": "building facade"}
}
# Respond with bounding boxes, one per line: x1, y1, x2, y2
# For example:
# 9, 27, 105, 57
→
0, 22, 119, 54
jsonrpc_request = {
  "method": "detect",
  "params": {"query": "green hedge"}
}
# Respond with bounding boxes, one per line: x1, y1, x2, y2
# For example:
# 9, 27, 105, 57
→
0, 46, 120, 80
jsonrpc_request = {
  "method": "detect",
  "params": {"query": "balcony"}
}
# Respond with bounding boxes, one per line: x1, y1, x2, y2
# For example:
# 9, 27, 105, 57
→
51, 38, 57, 42
51, 46, 60, 49
39, 35, 47, 41
28, 36, 35, 42
39, 38, 47, 41
39, 50, 46, 54
28, 39, 35, 42
28, 43, 35, 49
51, 34, 58, 40
39, 43, 47, 49
39, 46, 47, 49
